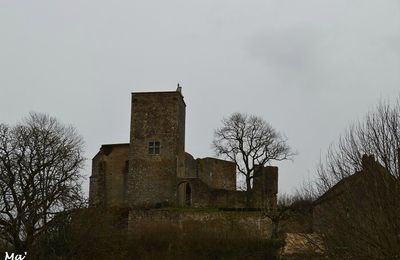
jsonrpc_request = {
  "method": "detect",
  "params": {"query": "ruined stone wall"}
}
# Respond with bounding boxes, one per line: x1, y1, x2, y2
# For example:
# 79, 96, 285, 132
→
128, 209, 273, 239
176, 177, 249, 209
177, 178, 211, 207
89, 89, 279, 212
89, 153, 105, 207
128, 91, 186, 207
197, 157, 236, 190
182, 152, 197, 178
177, 162, 278, 209
89, 144, 129, 208
210, 190, 247, 208
252, 166, 278, 210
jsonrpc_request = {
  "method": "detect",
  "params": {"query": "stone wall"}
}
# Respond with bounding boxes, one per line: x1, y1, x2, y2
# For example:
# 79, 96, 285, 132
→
197, 157, 236, 190
128, 209, 273, 240
127, 91, 186, 207
252, 166, 278, 210
177, 178, 210, 207
89, 144, 129, 207
210, 189, 247, 208
182, 152, 197, 178
89, 154, 105, 207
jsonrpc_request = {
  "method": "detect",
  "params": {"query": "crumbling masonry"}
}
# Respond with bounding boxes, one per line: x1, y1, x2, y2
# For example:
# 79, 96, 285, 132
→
89, 88, 278, 209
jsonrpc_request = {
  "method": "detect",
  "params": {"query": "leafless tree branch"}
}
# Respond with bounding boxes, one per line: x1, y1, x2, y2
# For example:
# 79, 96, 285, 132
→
0, 112, 86, 252
212, 112, 295, 206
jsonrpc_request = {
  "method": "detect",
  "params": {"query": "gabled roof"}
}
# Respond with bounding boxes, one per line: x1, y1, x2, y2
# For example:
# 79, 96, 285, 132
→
314, 154, 395, 205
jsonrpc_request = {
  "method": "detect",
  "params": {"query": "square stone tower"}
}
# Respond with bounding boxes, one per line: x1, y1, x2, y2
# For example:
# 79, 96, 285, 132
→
127, 90, 186, 207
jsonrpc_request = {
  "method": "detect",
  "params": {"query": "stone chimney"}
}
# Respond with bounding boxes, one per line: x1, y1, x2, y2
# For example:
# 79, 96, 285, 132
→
361, 154, 375, 170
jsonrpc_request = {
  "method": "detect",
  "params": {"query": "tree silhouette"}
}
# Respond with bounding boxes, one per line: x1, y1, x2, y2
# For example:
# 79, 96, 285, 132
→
213, 112, 294, 206
0, 113, 85, 252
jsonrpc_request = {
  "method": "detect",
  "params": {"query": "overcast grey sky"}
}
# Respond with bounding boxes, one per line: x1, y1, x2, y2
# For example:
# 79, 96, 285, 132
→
1, 1, 399, 195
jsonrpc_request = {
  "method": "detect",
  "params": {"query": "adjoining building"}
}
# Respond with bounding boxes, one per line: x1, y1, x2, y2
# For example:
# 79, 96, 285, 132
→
89, 87, 278, 210
313, 154, 399, 232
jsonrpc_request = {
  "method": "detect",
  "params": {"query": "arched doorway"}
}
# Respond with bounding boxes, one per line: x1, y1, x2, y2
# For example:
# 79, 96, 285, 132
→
177, 182, 192, 207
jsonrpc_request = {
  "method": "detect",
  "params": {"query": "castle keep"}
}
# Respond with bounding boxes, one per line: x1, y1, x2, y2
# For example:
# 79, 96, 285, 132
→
89, 88, 278, 209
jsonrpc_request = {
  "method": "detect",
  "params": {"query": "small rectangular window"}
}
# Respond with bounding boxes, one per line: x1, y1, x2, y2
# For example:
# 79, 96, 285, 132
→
148, 141, 161, 155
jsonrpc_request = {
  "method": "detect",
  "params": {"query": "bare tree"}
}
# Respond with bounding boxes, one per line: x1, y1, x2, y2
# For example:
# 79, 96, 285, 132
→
213, 113, 294, 206
0, 112, 85, 252
313, 97, 400, 259
316, 98, 400, 194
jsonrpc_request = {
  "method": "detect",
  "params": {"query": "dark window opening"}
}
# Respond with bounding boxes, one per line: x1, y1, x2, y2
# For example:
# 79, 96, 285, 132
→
148, 141, 161, 155
185, 184, 192, 206
178, 182, 192, 207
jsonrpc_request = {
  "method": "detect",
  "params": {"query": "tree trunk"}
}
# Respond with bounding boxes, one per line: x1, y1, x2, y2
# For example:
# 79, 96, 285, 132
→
245, 178, 252, 208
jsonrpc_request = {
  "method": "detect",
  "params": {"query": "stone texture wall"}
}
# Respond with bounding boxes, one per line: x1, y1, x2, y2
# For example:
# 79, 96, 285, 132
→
177, 178, 210, 207
89, 144, 129, 207
127, 91, 186, 207
252, 166, 278, 210
89, 142, 278, 210
89, 153, 105, 207
197, 157, 236, 190
182, 152, 197, 178
176, 158, 278, 209
128, 209, 273, 239
210, 189, 247, 208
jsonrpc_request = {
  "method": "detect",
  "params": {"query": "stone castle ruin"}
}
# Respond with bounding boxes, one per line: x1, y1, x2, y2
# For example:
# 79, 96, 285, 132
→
89, 88, 278, 210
